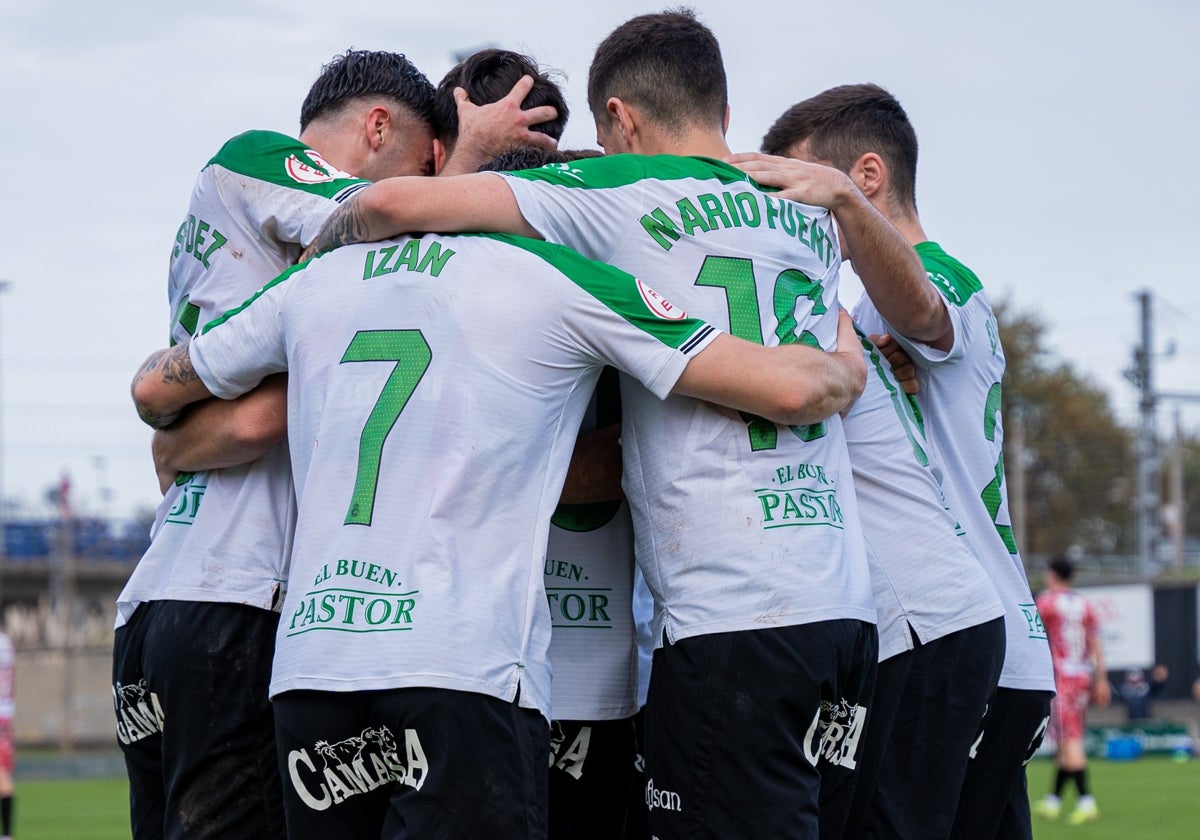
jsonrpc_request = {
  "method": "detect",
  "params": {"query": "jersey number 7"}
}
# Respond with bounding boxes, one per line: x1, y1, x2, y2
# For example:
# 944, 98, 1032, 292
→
341, 330, 432, 526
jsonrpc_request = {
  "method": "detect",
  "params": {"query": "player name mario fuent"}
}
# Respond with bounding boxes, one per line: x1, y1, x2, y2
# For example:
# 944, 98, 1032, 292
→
639, 189, 836, 263
288, 559, 419, 636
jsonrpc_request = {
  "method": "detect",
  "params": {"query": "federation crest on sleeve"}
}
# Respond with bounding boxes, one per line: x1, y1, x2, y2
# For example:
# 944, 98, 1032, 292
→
636, 279, 686, 320
285, 149, 356, 184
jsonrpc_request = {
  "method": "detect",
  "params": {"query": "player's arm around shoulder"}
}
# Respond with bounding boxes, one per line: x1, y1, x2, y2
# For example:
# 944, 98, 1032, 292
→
729, 151, 950, 349
303, 172, 537, 260
152, 373, 288, 491
674, 308, 866, 426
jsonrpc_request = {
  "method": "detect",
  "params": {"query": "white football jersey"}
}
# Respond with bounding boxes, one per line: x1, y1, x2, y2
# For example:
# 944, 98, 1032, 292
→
116, 131, 369, 627
842, 329, 1004, 662
853, 242, 1054, 691
546, 374, 640, 721
546, 498, 639, 720
188, 231, 719, 720
501, 154, 875, 646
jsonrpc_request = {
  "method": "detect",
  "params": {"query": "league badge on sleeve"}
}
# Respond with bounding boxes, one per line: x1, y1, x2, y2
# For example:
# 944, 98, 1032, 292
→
286, 149, 356, 184
636, 279, 687, 320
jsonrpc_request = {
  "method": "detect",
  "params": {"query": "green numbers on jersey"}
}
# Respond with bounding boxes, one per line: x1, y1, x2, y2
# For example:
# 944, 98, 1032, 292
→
341, 330, 432, 526
981, 382, 1019, 553
694, 256, 826, 450
170, 297, 201, 347
860, 331, 928, 467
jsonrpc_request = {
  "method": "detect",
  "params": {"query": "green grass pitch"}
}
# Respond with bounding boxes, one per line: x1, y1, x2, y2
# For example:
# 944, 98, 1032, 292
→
1028, 755, 1200, 839
11, 756, 1200, 838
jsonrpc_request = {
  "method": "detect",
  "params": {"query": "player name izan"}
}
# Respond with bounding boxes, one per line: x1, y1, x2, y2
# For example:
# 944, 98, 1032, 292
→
361, 240, 456, 280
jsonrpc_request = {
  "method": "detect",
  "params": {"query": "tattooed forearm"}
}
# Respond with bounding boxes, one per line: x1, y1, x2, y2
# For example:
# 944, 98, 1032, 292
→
160, 343, 200, 386
131, 344, 197, 429
302, 195, 372, 261
137, 405, 180, 430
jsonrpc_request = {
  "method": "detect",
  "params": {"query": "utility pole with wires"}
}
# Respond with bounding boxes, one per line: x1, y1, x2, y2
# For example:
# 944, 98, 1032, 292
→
1128, 290, 1160, 575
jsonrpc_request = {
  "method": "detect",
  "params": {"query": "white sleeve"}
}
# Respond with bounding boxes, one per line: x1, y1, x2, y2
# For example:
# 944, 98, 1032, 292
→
214, 166, 363, 249
552, 270, 720, 400
499, 174, 644, 264
851, 287, 967, 369
189, 278, 291, 398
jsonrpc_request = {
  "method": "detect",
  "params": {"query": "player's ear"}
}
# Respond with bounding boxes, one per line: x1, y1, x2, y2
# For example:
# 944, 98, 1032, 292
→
851, 152, 886, 199
608, 98, 635, 145
432, 138, 448, 176
365, 106, 391, 152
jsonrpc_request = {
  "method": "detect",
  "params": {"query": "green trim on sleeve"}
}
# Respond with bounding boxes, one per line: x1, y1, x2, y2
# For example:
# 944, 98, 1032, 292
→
201, 261, 310, 334
915, 241, 983, 307
206, 130, 370, 199
505, 153, 751, 191
482, 233, 715, 350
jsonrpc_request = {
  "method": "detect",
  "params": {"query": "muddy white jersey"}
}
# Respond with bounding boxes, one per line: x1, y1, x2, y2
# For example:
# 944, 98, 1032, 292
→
188, 231, 719, 720
117, 131, 369, 627
501, 154, 874, 646
852, 241, 1054, 691
843, 329, 1004, 662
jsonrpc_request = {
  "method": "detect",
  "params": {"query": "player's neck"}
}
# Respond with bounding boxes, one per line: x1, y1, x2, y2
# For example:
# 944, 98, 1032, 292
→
876, 198, 927, 247
633, 126, 730, 161
298, 124, 362, 179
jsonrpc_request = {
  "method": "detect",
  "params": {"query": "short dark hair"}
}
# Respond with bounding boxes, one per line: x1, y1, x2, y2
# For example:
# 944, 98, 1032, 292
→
300, 49, 435, 133
477, 147, 568, 173
433, 49, 568, 149
762, 83, 919, 210
478, 147, 602, 174
1048, 555, 1075, 582
587, 8, 727, 136
560, 148, 603, 162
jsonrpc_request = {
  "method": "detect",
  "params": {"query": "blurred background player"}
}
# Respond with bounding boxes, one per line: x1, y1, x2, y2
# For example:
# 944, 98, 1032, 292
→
0, 631, 13, 840
1034, 555, 1108, 824
742, 82, 1056, 840
1119, 664, 1168, 723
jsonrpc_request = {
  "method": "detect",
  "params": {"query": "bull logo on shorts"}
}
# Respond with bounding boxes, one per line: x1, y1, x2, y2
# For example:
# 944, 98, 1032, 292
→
112, 679, 165, 745
286, 724, 428, 811
803, 697, 867, 770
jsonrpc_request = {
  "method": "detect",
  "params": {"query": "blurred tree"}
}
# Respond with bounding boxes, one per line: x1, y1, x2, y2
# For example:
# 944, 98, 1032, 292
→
1182, 437, 1200, 540
995, 300, 1134, 557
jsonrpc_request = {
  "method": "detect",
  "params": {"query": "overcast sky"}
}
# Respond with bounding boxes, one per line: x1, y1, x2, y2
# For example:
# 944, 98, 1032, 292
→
1, 0, 1197, 520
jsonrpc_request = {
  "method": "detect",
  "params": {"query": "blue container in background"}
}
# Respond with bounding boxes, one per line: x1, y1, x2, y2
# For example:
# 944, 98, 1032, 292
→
1105, 736, 1143, 761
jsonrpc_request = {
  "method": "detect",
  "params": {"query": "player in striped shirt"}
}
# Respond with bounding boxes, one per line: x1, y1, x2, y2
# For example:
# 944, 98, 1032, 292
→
1034, 555, 1108, 824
